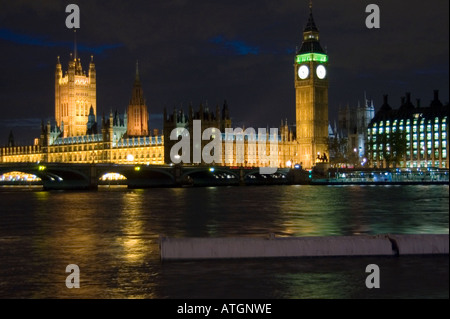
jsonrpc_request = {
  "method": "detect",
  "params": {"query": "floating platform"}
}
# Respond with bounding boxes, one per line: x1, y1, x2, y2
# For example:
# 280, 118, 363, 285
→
159, 234, 449, 260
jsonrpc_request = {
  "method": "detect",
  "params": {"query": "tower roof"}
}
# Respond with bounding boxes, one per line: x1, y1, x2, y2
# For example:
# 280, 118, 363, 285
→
130, 61, 145, 106
304, 2, 318, 32
297, 3, 325, 55
297, 41, 325, 54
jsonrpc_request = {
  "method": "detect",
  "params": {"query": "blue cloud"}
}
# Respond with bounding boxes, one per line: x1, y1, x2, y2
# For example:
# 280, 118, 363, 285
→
0, 28, 123, 54
0, 118, 42, 128
414, 67, 448, 75
209, 35, 296, 56
209, 35, 260, 56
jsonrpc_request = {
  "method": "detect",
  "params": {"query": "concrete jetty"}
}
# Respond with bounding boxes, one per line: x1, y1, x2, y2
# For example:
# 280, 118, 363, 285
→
159, 234, 449, 260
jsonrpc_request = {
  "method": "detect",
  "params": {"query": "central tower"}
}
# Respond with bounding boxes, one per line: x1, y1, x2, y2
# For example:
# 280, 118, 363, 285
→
55, 54, 96, 137
127, 61, 149, 137
294, 3, 329, 168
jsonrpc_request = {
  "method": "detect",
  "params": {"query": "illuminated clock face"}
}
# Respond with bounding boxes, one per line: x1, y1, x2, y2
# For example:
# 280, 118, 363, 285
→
298, 65, 309, 79
316, 65, 326, 79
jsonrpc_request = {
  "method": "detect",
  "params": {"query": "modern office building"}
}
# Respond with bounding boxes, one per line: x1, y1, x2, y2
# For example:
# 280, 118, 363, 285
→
367, 91, 448, 168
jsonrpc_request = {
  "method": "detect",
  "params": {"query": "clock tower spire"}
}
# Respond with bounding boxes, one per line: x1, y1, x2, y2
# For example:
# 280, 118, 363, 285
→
294, 3, 329, 169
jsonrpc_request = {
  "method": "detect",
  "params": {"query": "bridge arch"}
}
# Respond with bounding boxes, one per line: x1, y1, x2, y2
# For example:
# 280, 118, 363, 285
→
95, 166, 175, 182
0, 171, 42, 182
99, 172, 127, 181
0, 167, 64, 182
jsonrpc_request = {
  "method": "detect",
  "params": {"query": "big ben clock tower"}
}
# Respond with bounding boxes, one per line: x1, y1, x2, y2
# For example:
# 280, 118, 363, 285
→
295, 2, 329, 169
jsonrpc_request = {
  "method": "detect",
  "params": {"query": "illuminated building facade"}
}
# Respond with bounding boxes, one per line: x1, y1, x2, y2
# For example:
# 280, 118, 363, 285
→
1, 112, 164, 165
163, 103, 298, 168
367, 91, 449, 168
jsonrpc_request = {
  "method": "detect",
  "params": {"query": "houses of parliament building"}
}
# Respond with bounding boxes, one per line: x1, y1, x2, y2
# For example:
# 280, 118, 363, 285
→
0, 6, 330, 170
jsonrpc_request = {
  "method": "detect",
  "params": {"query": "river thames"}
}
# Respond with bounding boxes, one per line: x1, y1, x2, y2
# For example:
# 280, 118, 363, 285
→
0, 184, 448, 299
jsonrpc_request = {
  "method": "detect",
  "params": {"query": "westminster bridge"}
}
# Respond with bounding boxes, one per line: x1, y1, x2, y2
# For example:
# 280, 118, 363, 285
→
0, 163, 291, 190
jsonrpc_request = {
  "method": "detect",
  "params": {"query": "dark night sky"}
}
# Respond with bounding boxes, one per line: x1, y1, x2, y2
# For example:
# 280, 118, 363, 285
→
0, 0, 448, 145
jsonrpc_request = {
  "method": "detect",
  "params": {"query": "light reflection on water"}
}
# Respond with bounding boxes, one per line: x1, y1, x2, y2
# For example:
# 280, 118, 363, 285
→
0, 185, 448, 298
